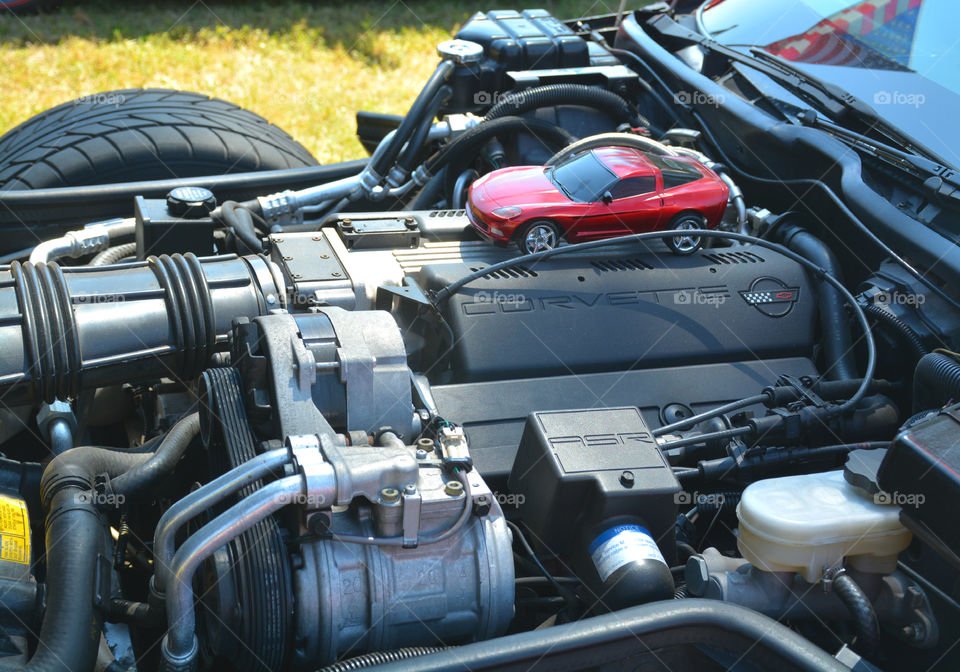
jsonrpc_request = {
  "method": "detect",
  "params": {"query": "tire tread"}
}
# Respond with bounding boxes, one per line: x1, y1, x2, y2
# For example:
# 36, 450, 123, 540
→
0, 88, 316, 190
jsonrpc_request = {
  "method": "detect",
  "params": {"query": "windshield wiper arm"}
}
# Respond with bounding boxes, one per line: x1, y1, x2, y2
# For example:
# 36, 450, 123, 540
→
797, 110, 960, 212
645, 14, 953, 167
747, 48, 951, 166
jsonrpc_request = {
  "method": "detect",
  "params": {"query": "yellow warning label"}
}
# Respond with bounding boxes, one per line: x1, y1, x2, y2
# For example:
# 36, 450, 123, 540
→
0, 495, 30, 565
0, 537, 26, 564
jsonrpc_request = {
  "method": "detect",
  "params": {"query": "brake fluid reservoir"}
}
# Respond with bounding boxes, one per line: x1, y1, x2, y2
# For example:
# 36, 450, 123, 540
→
736, 470, 911, 582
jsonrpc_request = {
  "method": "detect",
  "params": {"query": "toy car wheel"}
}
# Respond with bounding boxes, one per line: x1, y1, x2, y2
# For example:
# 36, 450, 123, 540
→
667, 214, 705, 255
519, 220, 561, 254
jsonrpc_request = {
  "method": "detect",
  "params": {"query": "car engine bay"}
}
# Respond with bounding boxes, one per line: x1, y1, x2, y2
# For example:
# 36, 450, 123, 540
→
0, 5, 958, 672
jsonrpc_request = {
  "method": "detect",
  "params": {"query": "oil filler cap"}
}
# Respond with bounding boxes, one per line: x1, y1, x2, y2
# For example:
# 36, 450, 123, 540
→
166, 186, 217, 219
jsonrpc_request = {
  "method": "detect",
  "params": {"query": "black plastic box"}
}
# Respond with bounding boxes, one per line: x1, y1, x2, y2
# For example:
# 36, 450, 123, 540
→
135, 196, 215, 258
879, 405, 960, 562
508, 407, 679, 558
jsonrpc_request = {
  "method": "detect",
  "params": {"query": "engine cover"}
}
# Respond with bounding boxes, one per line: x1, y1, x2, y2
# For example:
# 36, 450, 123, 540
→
420, 246, 816, 382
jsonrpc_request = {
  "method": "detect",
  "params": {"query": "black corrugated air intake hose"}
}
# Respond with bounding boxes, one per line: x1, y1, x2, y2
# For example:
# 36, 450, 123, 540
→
7, 414, 199, 672
0, 253, 280, 405
864, 302, 929, 363
774, 223, 858, 380
913, 351, 960, 412
482, 83, 644, 127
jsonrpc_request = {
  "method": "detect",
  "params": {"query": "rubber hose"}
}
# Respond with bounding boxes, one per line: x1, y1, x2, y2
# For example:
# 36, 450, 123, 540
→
110, 413, 199, 495
219, 201, 263, 254
694, 491, 741, 518
371, 60, 454, 178
483, 83, 643, 127
395, 86, 452, 176
9, 487, 108, 672
422, 116, 576, 178
425, 117, 576, 204
913, 352, 960, 413
39, 448, 149, 510
832, 573, 880, 659
605, 46, 685, 126
90, 242, 137, 266
373, 599, 847, 672
40, 413, 199, 506
866, 303, 929, 364
21, 430, 177, 672
776, 224, 858, 380
317, 647, 451, 672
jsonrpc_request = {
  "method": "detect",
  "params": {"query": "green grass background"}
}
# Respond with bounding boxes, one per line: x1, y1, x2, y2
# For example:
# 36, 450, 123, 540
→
0, 0, 625, 163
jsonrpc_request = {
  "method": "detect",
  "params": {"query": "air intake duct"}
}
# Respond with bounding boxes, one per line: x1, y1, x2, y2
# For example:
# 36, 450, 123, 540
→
0, 253, 283, 404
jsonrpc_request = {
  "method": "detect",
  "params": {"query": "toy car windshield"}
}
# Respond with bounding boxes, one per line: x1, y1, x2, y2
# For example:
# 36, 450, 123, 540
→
548, 150, 616, 202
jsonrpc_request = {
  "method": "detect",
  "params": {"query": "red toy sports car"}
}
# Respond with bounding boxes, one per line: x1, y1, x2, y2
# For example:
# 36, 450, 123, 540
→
467, 146, 729, 255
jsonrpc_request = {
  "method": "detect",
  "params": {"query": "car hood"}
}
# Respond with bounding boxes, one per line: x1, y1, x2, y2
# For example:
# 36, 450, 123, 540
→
472, 165, 571, 210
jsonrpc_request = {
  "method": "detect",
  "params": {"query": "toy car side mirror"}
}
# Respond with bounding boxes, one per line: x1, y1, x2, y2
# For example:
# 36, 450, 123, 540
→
601, 191, 613, 204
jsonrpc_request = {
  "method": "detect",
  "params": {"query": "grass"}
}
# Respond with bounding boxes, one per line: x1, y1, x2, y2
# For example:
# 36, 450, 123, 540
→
0, 0, 624, 163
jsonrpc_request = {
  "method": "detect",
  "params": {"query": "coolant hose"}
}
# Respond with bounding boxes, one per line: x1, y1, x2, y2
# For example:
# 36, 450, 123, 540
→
39, 413, 198, 502
21, 418, 198, 672
776, 224, 858, 380
913, 351, 960, 412
10, 487, 108, 672
110, 413, 199, 495
219, 201, 264, 253
418, 116, 576, 206
483, 83, 643, 127
394, 85, 452, 179
421, 116, 576, 180
370, 59, 456, 179
832, 572, 880, 659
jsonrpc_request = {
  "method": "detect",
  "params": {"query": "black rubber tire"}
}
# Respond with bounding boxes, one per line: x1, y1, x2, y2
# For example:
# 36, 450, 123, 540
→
0, 89, 317, 190
0, 0, 60, 13
666, 212, 705, 255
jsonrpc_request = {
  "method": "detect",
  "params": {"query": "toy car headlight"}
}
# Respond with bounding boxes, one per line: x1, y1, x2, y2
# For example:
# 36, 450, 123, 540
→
492, 206, 522, 219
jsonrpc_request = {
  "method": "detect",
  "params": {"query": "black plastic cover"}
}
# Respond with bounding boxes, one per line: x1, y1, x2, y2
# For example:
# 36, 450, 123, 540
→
879, 405, 960, 563
508, 407, 679, 557
432, 357, 818, 490
420, 247, 816, 382
448, 9, 627, 112
457, 9, 590, 72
